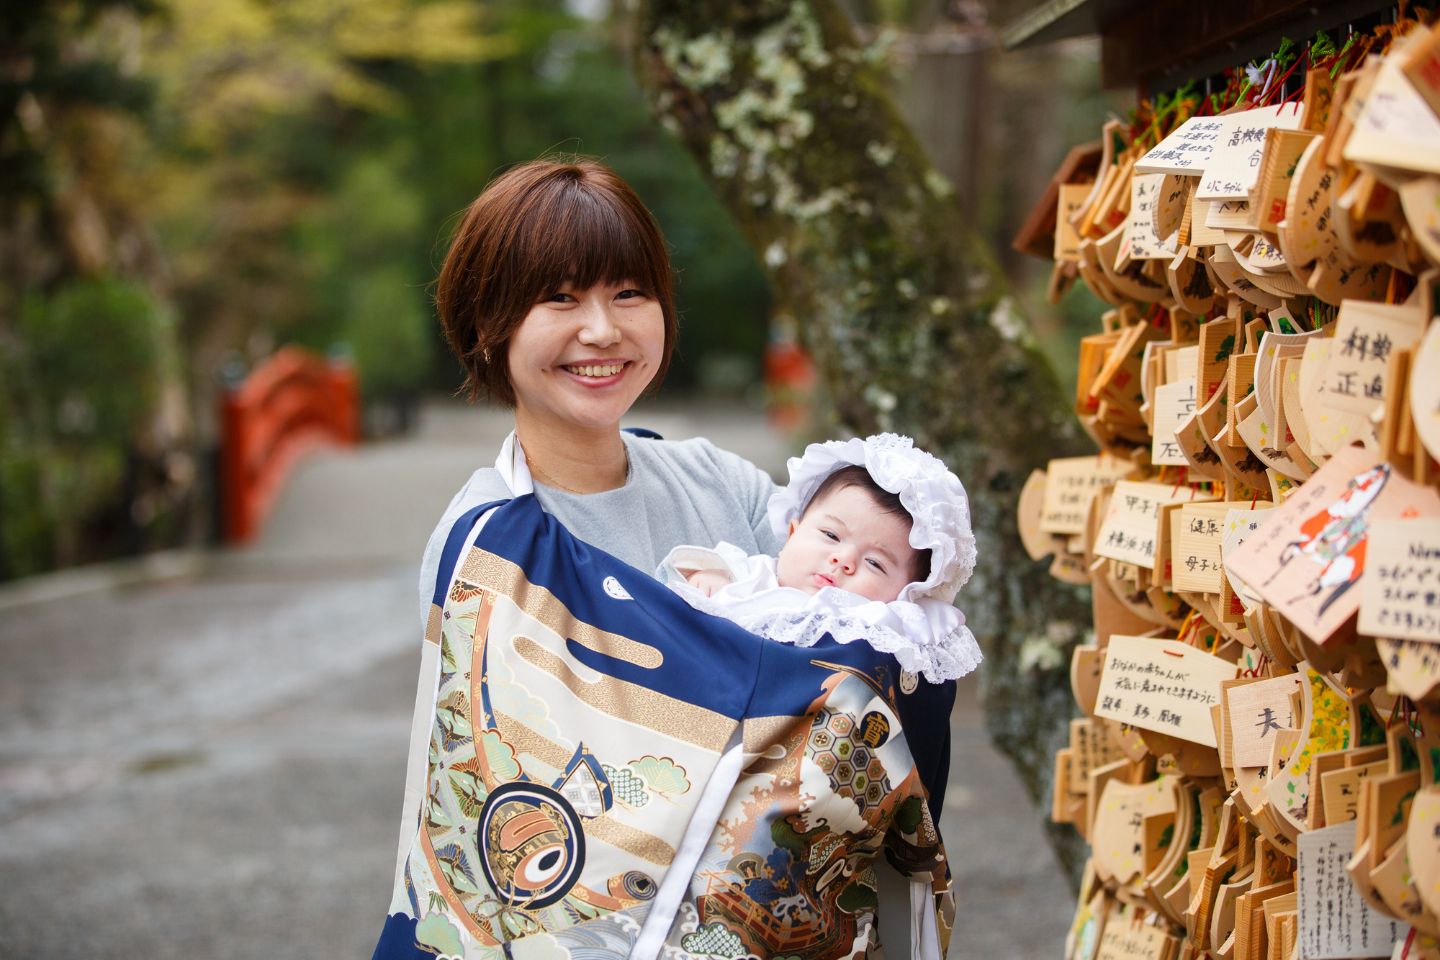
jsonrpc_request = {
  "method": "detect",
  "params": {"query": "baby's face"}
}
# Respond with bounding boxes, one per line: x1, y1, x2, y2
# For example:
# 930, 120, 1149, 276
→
776, 485, 917, 603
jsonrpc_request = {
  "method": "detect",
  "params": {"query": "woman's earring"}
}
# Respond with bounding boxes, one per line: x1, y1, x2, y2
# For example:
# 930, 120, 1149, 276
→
481, 346, 492, 364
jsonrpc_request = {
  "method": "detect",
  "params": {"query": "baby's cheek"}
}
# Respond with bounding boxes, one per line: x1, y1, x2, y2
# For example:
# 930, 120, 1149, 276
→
778, 560, 822, 594
775, 542, 800, 590
871, 574, 907, 603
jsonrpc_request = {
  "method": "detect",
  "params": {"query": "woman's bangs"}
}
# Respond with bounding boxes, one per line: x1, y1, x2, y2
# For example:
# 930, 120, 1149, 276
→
536, 186, 662, 295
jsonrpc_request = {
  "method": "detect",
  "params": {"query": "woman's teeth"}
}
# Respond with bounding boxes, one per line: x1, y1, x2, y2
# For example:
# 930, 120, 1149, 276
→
567, 363, 625, 377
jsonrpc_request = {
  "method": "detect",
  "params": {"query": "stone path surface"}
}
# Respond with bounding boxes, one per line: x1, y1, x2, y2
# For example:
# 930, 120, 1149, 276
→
0, 400, 1072, 959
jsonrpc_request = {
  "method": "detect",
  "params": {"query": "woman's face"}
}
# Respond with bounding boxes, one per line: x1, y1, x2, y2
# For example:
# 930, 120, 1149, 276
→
506, 282, 665, 434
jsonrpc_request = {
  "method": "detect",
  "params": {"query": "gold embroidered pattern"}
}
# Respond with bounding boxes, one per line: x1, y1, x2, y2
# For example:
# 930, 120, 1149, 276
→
585, 814, 676, 866
425, 604, 443, 647
460, 551, 663, 669
512, 635, 734, 753
467, 595, 497, 728
743, 714, 808, 781
492, 709, 572, 770
743, 714, 797, 754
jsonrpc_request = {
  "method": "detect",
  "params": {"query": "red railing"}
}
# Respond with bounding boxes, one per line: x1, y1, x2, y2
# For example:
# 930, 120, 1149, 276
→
220, 347, 359, 543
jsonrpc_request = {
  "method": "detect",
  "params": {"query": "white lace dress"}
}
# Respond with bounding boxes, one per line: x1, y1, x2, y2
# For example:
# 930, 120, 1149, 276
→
661, 542, 982, 684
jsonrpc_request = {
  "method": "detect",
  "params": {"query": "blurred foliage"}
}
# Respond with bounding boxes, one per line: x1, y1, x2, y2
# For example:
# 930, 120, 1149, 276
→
138, 0, 769, 398
3, 0, 1105, 581
134, 0, 517, 391
0, 1, 159, 220
1032, 272, 1109, 403
2, 0, 773, 578
0, 1, 190, 578
991, 39, 1126, 380
0, 277, 180, 575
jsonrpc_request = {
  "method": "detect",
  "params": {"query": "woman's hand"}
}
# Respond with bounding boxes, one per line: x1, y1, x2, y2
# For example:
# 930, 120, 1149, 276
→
685, 569, 732, 597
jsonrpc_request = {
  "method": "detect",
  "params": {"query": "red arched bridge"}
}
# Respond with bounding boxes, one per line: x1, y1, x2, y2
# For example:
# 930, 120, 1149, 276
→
220, 346, 359, 542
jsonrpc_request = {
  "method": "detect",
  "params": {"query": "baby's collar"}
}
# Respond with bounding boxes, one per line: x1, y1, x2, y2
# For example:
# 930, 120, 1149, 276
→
683, 570, 983, 683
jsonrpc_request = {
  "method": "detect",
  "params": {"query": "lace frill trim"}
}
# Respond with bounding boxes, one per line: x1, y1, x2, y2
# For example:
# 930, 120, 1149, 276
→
753, 611, 982, 684
684, 592, 982, 683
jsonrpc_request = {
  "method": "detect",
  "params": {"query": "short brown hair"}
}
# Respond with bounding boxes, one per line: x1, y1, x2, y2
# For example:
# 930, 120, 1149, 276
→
804, 465, 932, 583
435, 158, 678, 404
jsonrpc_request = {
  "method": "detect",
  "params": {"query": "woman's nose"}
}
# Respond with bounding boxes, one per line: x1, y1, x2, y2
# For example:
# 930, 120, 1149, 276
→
576, 302, 621, 347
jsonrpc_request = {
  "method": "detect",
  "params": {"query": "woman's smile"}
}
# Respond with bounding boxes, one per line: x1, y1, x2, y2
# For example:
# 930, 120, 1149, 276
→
559, 359, 631, 385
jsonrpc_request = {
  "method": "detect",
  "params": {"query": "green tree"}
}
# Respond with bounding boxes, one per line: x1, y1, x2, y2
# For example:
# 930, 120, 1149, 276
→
0, 0, 834, 578
136, 0, 512, 399
633, 0, 1092, 870
1, 279, 182, 573
0, 1, 192, 577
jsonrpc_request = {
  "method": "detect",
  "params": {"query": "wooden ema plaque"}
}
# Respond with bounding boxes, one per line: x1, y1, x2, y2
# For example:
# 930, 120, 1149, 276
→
1015, 20, 1440, 960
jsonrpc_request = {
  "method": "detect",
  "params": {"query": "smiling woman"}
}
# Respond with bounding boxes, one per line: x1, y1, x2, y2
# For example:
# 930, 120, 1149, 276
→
419, 158, 779, 595
436, 161, 678, 407
380, 158, 790, 958
376, 159, 967, 960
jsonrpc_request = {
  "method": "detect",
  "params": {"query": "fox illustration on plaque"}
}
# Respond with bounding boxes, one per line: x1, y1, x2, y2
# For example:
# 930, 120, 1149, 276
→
1263, 463, 1389, 617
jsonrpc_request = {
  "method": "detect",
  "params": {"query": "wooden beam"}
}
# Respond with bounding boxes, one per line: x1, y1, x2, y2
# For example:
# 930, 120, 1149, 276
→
1100, 0, 1393, 89
1000, 0, 1137, 50
1002, 0, 1395, 88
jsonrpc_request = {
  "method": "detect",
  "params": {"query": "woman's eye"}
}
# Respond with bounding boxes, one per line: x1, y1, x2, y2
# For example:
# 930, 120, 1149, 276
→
545, 292, 576, 303
616, 288, 647, 300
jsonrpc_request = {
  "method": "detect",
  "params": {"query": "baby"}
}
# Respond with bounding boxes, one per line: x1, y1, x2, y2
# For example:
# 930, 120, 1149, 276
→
663, 434, 981, 685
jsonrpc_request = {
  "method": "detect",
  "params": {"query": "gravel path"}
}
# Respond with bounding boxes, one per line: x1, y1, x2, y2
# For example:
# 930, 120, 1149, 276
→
0, 400, 1071, 958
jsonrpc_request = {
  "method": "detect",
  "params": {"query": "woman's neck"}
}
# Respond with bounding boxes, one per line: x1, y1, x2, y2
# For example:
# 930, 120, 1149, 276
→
513, 410, 628, 494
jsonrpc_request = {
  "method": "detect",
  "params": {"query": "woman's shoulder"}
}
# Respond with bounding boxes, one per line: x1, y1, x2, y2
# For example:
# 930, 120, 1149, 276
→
456, 465, 512, 503
425, 467, 511, 547
417, 464, 513, 632
432, 465, 511, 521
627, 434, 771, 486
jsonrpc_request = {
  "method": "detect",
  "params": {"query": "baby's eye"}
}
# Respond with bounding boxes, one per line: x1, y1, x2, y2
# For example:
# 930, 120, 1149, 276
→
866, 559, 886, 573
821, 529, 839, 542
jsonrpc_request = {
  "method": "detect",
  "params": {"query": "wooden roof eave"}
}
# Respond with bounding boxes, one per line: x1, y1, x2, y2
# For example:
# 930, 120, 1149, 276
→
1001, 0, 1398, 90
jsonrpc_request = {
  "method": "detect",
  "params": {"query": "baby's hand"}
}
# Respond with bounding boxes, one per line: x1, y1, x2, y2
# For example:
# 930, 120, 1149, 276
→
685, 569, 732, 597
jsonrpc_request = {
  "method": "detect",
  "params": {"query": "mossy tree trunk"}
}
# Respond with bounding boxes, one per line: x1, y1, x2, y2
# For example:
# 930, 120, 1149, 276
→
633, 0, 1094, 875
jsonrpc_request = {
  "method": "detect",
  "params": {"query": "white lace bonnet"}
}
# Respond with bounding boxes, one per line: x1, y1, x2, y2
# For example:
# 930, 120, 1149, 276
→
766, 433, 977, 605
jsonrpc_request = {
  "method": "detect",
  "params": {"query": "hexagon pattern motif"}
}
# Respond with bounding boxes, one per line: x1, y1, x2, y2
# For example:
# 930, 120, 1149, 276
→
805, 710, 891, 814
